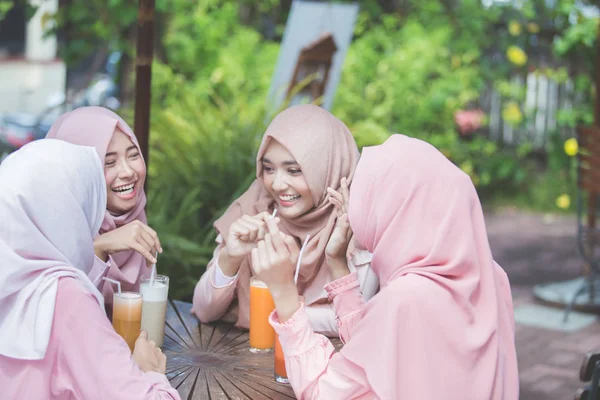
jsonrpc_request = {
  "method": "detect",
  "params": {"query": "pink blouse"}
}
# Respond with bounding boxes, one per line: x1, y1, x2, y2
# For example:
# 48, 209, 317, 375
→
269, 272, 376, 399
192, 236, 377, 337
0, 277, 181, 400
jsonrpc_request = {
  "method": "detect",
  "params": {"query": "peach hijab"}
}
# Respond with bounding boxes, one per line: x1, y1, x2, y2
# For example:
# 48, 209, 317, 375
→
46, 107, 149, 303
214, 104, 360, 328
344, 135, 519, 399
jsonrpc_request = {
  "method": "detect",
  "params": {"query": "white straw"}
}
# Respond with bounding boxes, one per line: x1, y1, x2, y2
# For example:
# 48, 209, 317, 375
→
294, 234, 310, 284
149, 251, 158, 286
102, 277, 121, 296
271, 208, 278, 219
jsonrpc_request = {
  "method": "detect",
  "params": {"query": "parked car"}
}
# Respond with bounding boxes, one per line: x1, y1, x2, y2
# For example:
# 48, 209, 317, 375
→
0, 51, 121, 163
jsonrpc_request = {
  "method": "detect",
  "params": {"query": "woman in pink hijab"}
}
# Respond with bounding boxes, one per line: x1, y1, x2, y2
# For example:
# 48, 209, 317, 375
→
0, 139, 179, 399
46, 106, 162, 309
192, 104, 379, 337
251, 134, 519, 399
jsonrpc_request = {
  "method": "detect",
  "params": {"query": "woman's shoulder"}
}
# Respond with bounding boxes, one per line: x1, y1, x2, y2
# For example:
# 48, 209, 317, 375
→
56, 277, 102, 315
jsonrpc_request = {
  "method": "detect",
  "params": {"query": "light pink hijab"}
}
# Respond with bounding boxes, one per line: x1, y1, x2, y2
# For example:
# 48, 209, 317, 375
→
47, 107, 149, 304
344, 135, 519, 399
0, 139, 106, 360
214, 104, 360, 328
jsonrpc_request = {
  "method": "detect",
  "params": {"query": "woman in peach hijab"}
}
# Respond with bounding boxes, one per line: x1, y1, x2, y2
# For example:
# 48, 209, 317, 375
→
252, 134, 519, 399
46, 107, 161, 310
192, 104, 379, 337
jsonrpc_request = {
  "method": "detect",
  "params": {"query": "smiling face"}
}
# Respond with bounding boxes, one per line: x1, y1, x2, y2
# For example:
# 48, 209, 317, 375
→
261, 140, 315, 219
103, 129, 146, 216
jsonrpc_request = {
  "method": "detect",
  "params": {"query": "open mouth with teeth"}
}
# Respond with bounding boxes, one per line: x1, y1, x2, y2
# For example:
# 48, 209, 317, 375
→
112, 183, 136, 197
278, 194, 301, 206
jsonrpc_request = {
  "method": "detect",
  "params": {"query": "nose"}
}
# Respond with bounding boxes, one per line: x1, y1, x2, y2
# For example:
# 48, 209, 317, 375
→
117, 159, 135, 180
271, 171, 288, 192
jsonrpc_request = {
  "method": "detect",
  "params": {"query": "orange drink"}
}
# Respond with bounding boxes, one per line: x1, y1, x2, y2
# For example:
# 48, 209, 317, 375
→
112, 291, 142, 352
274, 335, 288, 383
249, 277, 275, 351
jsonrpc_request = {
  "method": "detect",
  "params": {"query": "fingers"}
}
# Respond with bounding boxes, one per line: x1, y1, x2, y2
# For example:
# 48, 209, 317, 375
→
130, 241, 157, 264
327, 195, 344, 217
327, 189, 345, 217
137, 330, 148, 341
242, 215, 266, 241
251, 247, 261, 274
340, 177, 350, 207
136, 221, 163, 254
282, 234, 300, 264
137, 229, 160, 259
233, 216, 266, 242
265, 216, 280, 236
253, 211, 273, 223
265, 233, 290, 264
158, 351, 167, 374
337, 213, 351, 239
257, 240, 268, 267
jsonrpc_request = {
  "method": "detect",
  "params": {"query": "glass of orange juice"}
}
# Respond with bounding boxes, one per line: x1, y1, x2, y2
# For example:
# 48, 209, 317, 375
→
274, 335, 288, 383
112, 291, 143, 352
249, 277, 276, 352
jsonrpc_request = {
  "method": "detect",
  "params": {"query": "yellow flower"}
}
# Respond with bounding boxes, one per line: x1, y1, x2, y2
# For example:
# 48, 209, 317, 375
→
564, 138, 578, 157
502, 102, 523, 125
556, 194, 571, 210
506, 46, 528, 67
460, 161, 474, 176
508, 21, 522, 36
210, 68, 224, 84
527, 22, 540, 34
451, 55, 461, 69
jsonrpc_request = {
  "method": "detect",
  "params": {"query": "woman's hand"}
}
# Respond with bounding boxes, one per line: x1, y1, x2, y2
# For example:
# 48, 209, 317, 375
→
219, 212, 273, 276
252, 218, 301, 322
94, 221, 162, 266
132, 331, 166, 374
325, 177, 352, 280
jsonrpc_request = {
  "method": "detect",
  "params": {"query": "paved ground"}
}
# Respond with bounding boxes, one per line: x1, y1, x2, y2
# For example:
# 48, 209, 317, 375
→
485, 208, 597, 400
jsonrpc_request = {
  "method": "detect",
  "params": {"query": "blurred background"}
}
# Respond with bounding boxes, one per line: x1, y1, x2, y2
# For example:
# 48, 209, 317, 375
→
0, 1, 599, 397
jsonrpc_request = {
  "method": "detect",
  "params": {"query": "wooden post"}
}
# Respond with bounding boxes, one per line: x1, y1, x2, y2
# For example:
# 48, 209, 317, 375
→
595, 26, 600, 127
133, 0, 155, 168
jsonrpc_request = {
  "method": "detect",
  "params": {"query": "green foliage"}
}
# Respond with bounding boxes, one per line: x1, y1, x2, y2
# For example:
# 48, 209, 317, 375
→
36, 0, 596, 299
145, 1, 278, 299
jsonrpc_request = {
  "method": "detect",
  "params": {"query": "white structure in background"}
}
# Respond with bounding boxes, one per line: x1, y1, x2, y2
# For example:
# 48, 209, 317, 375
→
0, 0, 65, 115
267, 1, 359, 113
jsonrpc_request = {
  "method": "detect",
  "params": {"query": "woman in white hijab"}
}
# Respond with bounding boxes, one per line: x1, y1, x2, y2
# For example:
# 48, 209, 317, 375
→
0, 139, 180, 399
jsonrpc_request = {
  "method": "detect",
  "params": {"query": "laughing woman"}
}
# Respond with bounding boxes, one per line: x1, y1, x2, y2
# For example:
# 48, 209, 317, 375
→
46, 107, 162, 310
191, 104, 379, 337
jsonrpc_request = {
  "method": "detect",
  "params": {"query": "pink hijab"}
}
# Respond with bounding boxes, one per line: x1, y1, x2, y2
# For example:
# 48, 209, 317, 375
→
0, 139, 106, 360
214, 104, 360, 328
47, 107, 149, 304
345, 135, 519, 399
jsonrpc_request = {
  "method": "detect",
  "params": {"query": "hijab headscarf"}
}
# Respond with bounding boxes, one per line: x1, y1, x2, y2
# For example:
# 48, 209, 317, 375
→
342, 134, 519, 399
0, 139, 106, 360
47, 107, 149, 303
214, 104, 360, 327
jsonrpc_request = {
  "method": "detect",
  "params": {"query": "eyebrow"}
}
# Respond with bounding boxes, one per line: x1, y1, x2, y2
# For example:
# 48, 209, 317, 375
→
261, 157, 299, 166
105, 145, 138, 157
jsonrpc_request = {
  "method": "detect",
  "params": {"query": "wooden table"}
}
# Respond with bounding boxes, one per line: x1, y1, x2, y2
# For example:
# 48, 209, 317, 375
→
164, 300, 342, 399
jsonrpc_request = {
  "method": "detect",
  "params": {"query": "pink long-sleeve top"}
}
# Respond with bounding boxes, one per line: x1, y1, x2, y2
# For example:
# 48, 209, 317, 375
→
269, 272, 373, 399
0, 277, 181, 400
192, 236, 378, 337
88, 255, 113, 290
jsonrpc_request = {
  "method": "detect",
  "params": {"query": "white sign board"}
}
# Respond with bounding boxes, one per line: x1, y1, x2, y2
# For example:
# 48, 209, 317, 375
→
267, 1, 359, 112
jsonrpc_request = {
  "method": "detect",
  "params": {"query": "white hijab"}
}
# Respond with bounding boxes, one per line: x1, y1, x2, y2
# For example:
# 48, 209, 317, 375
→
0, 139, 106, 360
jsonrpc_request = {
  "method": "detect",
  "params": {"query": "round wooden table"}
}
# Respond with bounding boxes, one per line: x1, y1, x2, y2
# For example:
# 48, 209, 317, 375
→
164, 300, 342, 399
